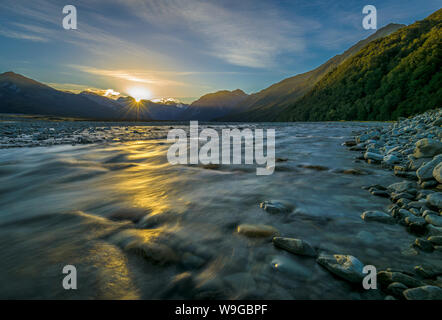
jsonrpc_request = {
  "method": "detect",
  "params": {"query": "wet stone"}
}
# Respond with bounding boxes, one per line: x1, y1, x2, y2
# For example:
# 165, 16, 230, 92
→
272, 237, 317, 257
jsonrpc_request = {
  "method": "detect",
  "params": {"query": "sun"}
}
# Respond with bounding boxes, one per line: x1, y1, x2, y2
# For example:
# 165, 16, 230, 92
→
127, 87, 151, 102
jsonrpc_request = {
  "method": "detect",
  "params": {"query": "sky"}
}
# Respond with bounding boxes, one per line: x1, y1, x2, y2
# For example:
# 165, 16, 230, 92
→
0, 0, 440, 103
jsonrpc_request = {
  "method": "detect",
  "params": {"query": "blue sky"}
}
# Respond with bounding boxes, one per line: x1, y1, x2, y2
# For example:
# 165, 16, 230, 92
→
0, 0, 440, 102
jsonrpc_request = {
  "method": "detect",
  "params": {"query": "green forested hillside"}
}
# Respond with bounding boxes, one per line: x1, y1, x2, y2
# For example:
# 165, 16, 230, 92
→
278, 9, 442, 121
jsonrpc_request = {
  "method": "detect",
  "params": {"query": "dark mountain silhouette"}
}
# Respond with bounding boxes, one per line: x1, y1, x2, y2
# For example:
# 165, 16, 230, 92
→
0, 72, 123, 120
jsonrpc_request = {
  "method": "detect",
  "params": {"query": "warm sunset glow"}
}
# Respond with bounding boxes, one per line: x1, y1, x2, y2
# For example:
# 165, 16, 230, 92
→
127, 87, 151, 102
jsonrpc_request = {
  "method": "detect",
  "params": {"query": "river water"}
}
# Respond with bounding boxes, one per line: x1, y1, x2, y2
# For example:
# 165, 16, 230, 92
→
0, 120, 438, 299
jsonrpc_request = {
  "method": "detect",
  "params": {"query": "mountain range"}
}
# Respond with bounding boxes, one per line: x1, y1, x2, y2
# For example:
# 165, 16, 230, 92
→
1, 8, 440, 122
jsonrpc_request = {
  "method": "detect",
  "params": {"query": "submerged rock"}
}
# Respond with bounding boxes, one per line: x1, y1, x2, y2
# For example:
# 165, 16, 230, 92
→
403, 285, 442, 300
259, 200, 294, 214
388, 181, 417, 194
361, 211, 395, 224
386, 282, 408, 298
316, 254, 365, 283
377, 271, 423, 288
236, 224, 279, 238
272, 237, 316, 257
110, 229, 178, 265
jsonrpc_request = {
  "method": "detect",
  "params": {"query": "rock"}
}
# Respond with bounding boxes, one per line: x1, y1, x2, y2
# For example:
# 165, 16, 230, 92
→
383, 154, 400, 165
416, 155, 442, 181
391, 192, 415, 201
343, 140, 357, 147
377, 271, 423, 288
364, 152, 384, 161
386, 282, 408, 298
425, 214, 442, 227
259, 200, 294, 214
272, 237, 317, 257
413, 139, 442, 159
433, 162, 442, 183
110, 229, 178, 265
427, 236, 442, 245
414, 265, 442, 278
361, 211, 395, 224
405, 216, 426, 226
426, 193, 442, 209
408, 223, 428, 236
420, 180, 438, 189
236, 224, 279, 238
427, 224, 442, 236
413, 239, 434, 252
370, 190, 390, 197
316, 254, 365, 283
388, 181, 417, 194
403, 285, 442, 300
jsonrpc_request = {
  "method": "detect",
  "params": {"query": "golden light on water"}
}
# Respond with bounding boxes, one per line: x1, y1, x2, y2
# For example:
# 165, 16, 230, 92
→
127, 87, 151, 102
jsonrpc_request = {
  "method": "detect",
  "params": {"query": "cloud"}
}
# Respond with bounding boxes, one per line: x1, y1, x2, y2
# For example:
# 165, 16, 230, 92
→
117, 0, 314, 68
70, 65, 190, 87
0, 28, 48, 42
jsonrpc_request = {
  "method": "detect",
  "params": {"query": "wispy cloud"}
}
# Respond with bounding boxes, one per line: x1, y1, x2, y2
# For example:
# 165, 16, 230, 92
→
0, 28, 48, 42
117, 0, 315, 68
71, 65, 190, 87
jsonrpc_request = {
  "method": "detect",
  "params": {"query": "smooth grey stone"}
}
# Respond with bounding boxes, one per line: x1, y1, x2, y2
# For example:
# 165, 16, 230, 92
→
403, 285, 442, 300
272, 237, 316, 257
361, 211, 395, 224
316, 254, 365, 283
377, 271, 423, 288
259, 200, 294, 214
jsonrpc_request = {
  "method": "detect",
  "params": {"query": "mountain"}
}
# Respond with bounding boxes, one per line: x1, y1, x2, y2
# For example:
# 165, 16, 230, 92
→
278, 9, 442, 121
79, 91, 124, 111
0, 72, 122, 120
116, 98, 189, 121
223, 23, 405, 121
182, 89, 248, 120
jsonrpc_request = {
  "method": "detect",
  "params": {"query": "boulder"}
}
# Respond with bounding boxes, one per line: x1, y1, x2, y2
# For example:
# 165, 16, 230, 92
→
364, 152, 384, 161
433, 162, 442, 183
417, 155, 442, 181
403, 286, 442, 300
387, 181, 417, 194
425, 214, 442, 227
272, 237, 316, 257
316, 254, 365, 283
413, 139, 442, 159
426, 193, 442, 209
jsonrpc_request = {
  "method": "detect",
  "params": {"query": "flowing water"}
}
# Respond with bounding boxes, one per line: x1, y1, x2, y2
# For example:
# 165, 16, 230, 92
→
0, 120, 438, 299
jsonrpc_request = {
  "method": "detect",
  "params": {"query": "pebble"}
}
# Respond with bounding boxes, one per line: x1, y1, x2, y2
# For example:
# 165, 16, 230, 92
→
236, 224, 279, 238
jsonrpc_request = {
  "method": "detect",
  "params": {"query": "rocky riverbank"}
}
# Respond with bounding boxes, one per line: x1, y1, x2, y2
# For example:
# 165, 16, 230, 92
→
252, 110, 442, 300
346, 109, 442, 299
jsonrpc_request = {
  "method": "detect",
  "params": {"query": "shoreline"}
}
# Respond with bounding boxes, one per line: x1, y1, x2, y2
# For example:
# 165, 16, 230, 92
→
344, 108, 442, 299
